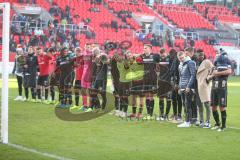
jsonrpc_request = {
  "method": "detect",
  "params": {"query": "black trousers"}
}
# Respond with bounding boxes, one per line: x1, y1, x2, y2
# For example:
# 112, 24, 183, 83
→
191, 89, 202, 123
181, 90, 194, 123
172, 89, 182, 117
16, 75, 23, 96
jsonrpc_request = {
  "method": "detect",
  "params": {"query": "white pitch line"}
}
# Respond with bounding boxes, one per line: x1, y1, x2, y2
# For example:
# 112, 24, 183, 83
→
7, 143, 75, 160
228, 126, 240, 130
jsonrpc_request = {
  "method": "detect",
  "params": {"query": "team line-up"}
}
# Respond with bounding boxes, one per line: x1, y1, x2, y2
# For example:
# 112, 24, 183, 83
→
12, 43, 232, 132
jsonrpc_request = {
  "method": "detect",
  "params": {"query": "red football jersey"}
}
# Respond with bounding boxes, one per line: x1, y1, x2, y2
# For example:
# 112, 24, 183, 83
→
38, 54, 52, 76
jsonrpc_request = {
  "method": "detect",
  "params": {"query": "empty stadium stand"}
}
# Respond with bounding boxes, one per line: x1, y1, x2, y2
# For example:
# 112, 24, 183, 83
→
52, 0, 146, 53
195, 3, 240, 23
154, 4, 215, 30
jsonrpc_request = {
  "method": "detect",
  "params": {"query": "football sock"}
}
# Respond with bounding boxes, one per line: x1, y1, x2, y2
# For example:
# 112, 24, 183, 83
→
37, 89, 41, 99
166, 100, 171, 116
221, 110, 227, 128
150, 100, 154, 116
115, 97, 120, 110
82, 95, 88, 107
172, 97, 177, 116
120, 97, 124, 111
50, 87, 55, 101
132, 107, 137, 114
120, 104, 124, 111
68, 92, 72, 105
101, 92, 107, 109
62, 91, 67, 105
124, 98, 128, 113
24, 88, 29, 99
123, 104, 128, 113
159, 99, 164, 116
75, 91, 79, 106
31, 88, 36, 99
212, 110, 220, 126
45, 89, 49, 100
146, 99, 150, 115
138, 107, 143, 114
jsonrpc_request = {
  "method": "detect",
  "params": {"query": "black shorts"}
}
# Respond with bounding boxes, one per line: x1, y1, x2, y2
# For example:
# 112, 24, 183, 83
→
142, 79, 158, 95
49, 72, 60, 86
118, 82, 130, 96
129, 80, 145, 96
157, 80, 173, 97
113, 81, 119, 95
74, 80, 82, 89
211, 88, 227, 107
159, 91, 172, 100
92, 80, 107, 91
60, 72, 75, 88
23, 74, 36, 88
37, 75, 49, 86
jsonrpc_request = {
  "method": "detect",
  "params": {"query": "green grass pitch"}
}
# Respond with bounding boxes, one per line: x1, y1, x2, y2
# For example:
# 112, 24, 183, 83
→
0, 76, 240, 160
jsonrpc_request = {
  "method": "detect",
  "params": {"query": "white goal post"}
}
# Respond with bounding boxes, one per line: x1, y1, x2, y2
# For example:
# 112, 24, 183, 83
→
0, 2, 10, 144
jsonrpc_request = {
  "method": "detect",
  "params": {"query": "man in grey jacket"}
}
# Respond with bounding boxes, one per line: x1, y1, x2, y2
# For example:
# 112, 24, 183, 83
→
177, 51, 196, 128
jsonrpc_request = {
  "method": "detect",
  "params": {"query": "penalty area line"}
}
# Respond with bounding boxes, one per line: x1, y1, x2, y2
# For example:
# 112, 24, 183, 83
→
7, 143, 75, 160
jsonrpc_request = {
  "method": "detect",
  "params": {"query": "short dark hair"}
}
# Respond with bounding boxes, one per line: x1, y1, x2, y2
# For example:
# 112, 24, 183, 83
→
60, 47, 68, 55
144, 43, 152, 49
169, 48, 177, 55
184, 47, 194, 53
36, 47, 41, 50
48, 47, 55, 53
160, 48, 165, 54
75, 47, 81, 51
85, 42, 92, 46
196, 49, 204, 53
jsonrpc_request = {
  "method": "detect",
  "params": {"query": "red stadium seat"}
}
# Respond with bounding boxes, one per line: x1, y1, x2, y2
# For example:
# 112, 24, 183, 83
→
155, 4, 214, 30
195, 3, 240, 23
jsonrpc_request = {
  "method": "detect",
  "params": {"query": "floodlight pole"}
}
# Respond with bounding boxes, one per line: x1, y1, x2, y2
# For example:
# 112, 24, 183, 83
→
1, 2, 10, 144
